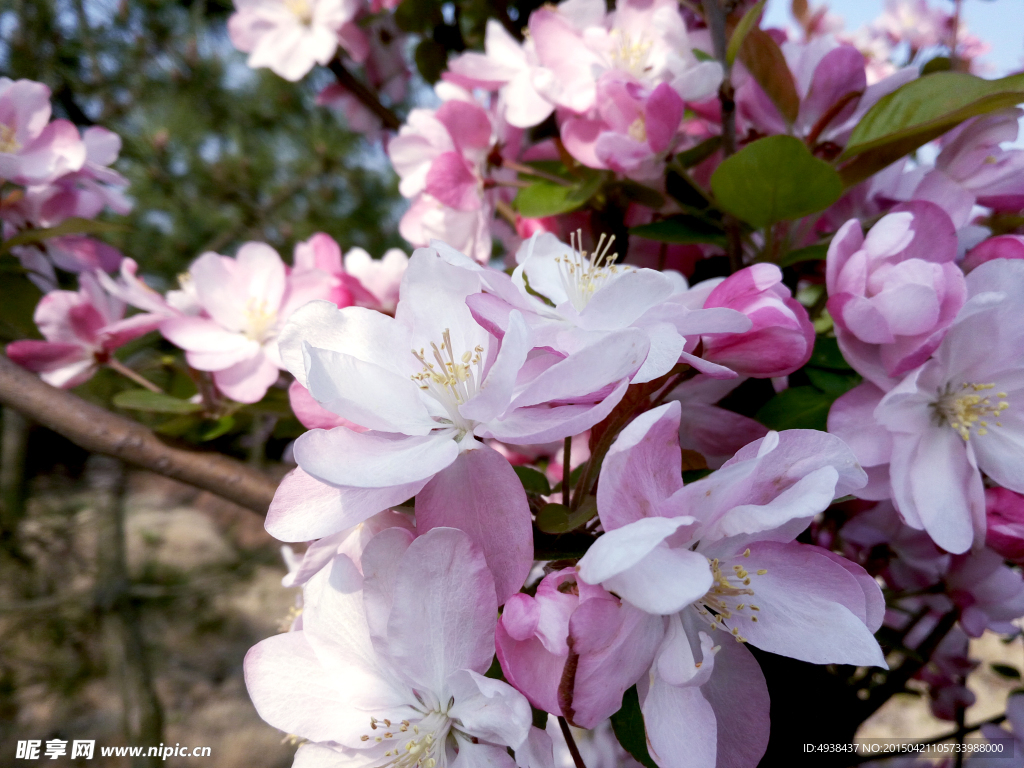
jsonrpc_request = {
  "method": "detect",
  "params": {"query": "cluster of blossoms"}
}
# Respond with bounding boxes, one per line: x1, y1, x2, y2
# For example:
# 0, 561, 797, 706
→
0, 77, 131, 290
9, 0, 1024, 765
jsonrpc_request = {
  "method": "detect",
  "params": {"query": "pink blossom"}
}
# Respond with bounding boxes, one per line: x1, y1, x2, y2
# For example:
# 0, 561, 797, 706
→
343, 247, 408, 314
227, 0, 360, 82
496, 567, 662, 728
291, 232, 374, 309
467, 232, 751, 385
268, 244, 646, 602
280, 508, 414, 588
445, 19, 556, 129
0, 78, 85, 185
6, 273, 161, 388
826, 202, 966, 388
17, 126, 131, 228
945, 548, 1024, 637
573, 403, 880, 768
857, 259, 1024, 553
97, 257, 184, 319
561, 77, 684, 176
985, 487, 1024, 563
913, 109, 1024, 228
963, 235, 1024, 273
699, 263, 815, 379
160, 241, 332, 404
978, 694, 1024, 767
245, 527, 534, 767
736, 36, 916, 149
875, 0, 948, 52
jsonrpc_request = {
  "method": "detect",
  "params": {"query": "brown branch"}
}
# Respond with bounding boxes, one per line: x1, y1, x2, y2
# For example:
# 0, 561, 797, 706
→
701, 0, 743, 273
327, 58, 402, 131
0, 355, 278, 515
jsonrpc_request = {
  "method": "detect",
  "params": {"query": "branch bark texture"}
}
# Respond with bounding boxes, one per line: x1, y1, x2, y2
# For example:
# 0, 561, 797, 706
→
0, 356, 278, 515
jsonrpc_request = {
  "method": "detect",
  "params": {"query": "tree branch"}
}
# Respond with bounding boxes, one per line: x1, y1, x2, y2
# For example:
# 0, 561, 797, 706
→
0, 356, 278, 515
327, 59, 402, 131
701, 0, 744, 273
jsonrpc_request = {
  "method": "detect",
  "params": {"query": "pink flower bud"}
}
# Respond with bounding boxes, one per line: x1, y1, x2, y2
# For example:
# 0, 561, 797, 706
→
700, 263, 814, 378
986, 486, 1024, 563
962, 235, 1024, 273
826, 201, 966, 388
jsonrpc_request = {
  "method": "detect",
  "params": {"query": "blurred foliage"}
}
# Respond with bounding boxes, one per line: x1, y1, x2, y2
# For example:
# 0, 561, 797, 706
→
0, 0, 407, 282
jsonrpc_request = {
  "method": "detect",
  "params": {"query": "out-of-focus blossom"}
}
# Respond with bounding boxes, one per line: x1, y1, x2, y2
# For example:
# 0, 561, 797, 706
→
343, 247, 408, 314
985, 487, 1024, 563
946, 548, 1024, 637
561, 77, 684, 177
976, 694, 1024, 768
875, 0, 948, 53
699, 263, 815, 379
160, 242, 332, 404
912, 110, 1024, 229
245, 527, 534, 768
291, 232, 374, 309
736, 36, 916, 152
445, 19, 556, 129
963, 235, 1024, 273
227, 0, 360, 82
827, 202, 966, 389
6, 273, 161, 388
0, 78, 85, 185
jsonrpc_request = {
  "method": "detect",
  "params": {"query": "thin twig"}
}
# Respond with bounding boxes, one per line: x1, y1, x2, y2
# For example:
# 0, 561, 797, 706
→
327, 58, 401, 131
501, 159, 573, 186
558, 716, 588, 768
107, 358, 163, 393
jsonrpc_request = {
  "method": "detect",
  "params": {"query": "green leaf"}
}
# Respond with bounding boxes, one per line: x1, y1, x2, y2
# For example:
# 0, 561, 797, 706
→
0, 217, 126, 256
610, 687, 658, 768
692, 48, 715, 63
838, 72, 1024, 186
726, 0, 766, 66
0, 271, 43, 341
676, 135, 722, 169
113, 389, 203, 414
805, 367, 861, 396
992, 663, 1022, 680
615, 180, 666, 209
414, 38, 448, 84
710, 136, 843, 228
808, 336, 852, 370
738, 28, 800, 125
778, 243, 829, 267
199, 415, 235, 441
513, 466, 552, 496
535, 498, 598, 534
756, 386, 836, 431
921, 56, 952, 75
514, 172, 603, 218
630, 215, 726, 247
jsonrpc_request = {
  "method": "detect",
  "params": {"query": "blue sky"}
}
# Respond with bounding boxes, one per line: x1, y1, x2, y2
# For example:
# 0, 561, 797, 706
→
762, 0, 1024, 76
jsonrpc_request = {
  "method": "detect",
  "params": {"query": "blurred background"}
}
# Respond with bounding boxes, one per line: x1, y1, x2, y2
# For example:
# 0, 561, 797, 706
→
0, 1, 1022, 766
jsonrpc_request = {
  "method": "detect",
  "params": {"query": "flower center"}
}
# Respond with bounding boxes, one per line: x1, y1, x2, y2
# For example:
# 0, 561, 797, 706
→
556, 230, 628, 312
244, 297, 278, 342
627, 116, 647, 143
933, 382, 1009, 441
0, 124, 20, 154
694, 550, 768, 643
361, 711, 452, 768
284, 0, 314, 24
411, 329, 484, 433
609, 29, 653, 77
